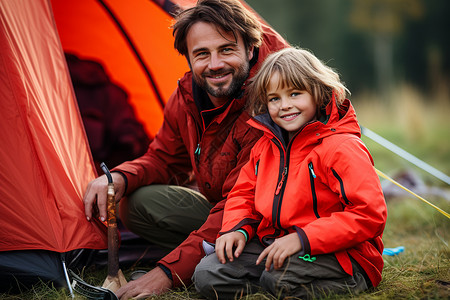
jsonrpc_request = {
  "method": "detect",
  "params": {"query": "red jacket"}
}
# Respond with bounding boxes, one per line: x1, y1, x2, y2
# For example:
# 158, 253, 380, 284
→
114, 23, 289, 286
221, 98, 387, 287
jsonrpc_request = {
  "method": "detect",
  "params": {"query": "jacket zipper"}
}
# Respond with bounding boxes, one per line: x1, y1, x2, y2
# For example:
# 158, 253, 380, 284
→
254, 114, 321, 239
308, 162, 320, 218
275, 167, 288, 195
194, 106, 223, 165
271, 138, 287, 232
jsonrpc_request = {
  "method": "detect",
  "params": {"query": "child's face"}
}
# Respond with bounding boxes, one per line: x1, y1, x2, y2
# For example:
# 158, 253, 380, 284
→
267, 72, 317, 136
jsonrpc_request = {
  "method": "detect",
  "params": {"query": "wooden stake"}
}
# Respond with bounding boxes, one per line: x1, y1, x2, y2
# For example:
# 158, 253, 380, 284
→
101, 170, 127, 292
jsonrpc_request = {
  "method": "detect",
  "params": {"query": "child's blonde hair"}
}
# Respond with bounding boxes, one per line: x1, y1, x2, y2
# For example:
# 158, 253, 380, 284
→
247, 47, 350, 116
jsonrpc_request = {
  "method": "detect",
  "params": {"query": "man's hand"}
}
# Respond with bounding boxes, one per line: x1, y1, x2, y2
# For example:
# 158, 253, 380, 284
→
215, 231, 246, 264
256, 232, 301, 271
116, 267, 172, 299
83, 172, 125, 222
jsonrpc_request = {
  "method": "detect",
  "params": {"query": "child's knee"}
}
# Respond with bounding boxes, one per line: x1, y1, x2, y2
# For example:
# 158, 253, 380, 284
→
259, 270, 289, 297
193, 272, 216, 299
192, 256, 221, 299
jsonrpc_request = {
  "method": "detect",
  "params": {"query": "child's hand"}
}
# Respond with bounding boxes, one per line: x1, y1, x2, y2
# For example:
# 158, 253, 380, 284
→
256, 232, 301, 271
215, 231, 246, 264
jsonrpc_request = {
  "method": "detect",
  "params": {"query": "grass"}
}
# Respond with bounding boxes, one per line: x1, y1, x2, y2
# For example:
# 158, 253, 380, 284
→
1, 84, 449, 299
377, 197, 449, 299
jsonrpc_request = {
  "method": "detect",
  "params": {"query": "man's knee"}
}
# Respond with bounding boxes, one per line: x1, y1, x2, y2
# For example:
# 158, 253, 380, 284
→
119, 185, 153, 229
119, 184, 175, 219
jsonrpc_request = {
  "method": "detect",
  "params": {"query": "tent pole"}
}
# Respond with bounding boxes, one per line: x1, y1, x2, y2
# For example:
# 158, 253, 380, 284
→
61, 253, 74, 298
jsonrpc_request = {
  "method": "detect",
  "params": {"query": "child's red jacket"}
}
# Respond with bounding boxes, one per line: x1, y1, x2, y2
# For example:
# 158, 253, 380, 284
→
220, 98, 387, 287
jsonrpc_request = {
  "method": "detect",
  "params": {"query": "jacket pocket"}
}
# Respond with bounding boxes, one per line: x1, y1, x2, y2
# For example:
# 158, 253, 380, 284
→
308, 162, 320, 218
331, 168, 352, 205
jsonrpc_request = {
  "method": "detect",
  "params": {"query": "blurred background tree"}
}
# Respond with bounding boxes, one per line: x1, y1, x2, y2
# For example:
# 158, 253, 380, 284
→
246, 0, 450, 102
349, 0, 423, 100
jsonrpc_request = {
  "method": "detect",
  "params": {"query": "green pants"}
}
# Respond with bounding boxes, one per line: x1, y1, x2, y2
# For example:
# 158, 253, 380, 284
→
119, 185, 212, 249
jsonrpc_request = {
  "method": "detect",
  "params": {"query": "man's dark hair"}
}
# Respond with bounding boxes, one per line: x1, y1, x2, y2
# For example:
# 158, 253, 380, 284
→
172, 0, 263, 57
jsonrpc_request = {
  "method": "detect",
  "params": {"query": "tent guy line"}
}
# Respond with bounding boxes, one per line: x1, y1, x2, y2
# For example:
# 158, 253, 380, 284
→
361, 126, 450, 185
375, 168, 449, 219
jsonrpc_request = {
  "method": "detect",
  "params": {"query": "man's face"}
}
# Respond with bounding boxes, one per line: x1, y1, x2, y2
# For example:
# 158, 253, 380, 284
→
186, 21, 254, 107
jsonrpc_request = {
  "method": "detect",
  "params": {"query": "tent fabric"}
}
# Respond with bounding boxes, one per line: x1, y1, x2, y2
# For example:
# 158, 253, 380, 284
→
0, 0, 197, 290
50, 0, 193, 138
0, 250, 66, 293
0, 0, 107, 253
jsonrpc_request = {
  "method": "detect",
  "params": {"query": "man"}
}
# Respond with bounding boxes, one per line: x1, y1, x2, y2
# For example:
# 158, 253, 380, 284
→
83, 0, 288, 298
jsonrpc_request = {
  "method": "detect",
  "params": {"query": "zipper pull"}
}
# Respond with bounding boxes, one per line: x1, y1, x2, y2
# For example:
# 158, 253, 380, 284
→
308, 162, 316, 178
195, 144, 201, 156
255, 159, 260, 176
298, 254, 316, 262
194, 144, 201, 163
275, 167, 288, 195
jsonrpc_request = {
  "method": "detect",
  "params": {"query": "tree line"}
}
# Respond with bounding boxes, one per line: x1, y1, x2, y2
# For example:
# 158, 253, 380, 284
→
246, 0, 449, 100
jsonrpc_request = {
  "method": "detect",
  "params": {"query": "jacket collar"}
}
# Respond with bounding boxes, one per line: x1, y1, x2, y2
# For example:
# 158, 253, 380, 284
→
253, 113, 289, 148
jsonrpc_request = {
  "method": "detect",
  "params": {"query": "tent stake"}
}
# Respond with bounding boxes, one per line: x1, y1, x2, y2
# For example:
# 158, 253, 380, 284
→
100, 163, 127, 293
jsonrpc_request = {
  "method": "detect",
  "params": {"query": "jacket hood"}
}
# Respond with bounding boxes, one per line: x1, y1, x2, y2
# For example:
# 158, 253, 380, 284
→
249, 97, 361, 148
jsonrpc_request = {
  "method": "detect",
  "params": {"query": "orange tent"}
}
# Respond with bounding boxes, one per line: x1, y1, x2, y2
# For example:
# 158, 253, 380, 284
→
0, 0, 197, 291
0, 0, 272, 292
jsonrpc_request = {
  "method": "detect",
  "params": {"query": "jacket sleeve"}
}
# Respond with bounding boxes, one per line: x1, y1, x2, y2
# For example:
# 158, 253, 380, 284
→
112, 89, 192, 195
220, 146, 262, 240
298, 136, 387, 255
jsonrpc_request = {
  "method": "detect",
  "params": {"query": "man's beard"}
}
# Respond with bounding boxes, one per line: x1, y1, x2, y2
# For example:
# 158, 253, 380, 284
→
194, 60, 250, 100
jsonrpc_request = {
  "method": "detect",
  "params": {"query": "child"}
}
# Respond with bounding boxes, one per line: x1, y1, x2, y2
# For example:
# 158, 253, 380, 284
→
192, 47, 387, 299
